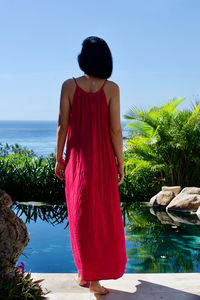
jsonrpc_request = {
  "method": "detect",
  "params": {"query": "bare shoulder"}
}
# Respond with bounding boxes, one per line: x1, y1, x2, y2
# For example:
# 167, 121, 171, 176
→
106, 79, 119, 88
106, 80, 120, 95
106, 80, 120, 103
60, 79, 75, 105
61, 78, 74, 91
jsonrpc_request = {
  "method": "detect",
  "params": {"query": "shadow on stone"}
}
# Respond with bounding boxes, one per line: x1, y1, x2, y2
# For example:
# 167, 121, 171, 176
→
93, 280, 199, 299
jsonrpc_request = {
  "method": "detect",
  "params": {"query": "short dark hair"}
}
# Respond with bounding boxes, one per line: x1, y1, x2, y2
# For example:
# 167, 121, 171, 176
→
77, 36, 113, 79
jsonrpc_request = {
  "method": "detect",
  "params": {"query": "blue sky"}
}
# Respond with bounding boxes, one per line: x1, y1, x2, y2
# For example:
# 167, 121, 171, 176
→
0, 0, 200, 121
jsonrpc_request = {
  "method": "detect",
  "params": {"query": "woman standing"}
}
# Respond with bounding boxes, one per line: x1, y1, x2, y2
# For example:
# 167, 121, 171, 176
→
55, 36, 127, 295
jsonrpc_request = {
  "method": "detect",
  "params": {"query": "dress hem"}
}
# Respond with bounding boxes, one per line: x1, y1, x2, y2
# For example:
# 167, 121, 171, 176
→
78, 260, 127, 281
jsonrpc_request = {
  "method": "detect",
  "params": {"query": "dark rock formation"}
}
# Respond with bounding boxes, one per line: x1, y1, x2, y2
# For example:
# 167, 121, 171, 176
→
0, 189, 30, 280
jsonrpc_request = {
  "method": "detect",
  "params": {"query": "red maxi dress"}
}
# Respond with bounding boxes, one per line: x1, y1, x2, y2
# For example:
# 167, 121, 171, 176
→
64, 77, 127, 281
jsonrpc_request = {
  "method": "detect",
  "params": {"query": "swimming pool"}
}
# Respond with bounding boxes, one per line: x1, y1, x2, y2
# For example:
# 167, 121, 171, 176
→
14, 201, 200, 273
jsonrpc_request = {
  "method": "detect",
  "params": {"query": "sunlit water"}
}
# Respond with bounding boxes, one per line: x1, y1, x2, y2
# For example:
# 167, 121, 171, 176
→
13, 201, 200, 273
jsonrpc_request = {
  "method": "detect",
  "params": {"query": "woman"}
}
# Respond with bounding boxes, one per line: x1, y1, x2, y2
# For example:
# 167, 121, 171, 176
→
55, 36, 127, 295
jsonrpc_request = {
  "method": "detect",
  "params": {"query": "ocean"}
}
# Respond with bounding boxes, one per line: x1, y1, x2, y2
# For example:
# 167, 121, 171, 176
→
0, 120, 132, 157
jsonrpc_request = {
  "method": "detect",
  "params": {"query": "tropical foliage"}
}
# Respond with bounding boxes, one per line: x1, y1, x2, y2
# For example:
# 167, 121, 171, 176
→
123, 98, 200, 194
118, 151, 162, 202
0, 143, 65, 203
0, 261, 50, 299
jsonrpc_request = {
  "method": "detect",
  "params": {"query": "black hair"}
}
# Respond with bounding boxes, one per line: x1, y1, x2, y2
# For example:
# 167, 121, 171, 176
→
77, 36, 113, 79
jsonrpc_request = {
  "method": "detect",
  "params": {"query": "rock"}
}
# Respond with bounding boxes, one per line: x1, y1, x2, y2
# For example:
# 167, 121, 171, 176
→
150, 190, 175, 206
0, 189, 30, 280
179, 187, 200, 195
166, 193, 200, 212
161, 186, 181, 196
150, 186, 200, 213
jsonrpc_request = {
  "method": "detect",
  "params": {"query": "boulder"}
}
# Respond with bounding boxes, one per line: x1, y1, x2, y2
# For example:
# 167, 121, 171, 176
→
0, 189, 30, 280
150, 190, 175, 207
179, 187, 200, 195
166, 193, 200, 212
161, 186, 181, 196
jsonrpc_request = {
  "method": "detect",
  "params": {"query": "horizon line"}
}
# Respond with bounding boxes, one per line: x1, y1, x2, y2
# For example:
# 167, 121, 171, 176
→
0, 119, 129, 122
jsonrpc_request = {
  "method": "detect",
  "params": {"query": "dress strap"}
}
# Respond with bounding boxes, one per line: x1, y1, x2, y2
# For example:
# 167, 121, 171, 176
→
72, 77, 77, 85
101, 78, 107, 89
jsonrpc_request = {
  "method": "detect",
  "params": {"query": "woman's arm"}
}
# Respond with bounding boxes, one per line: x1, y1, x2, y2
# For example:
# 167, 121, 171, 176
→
109, 83, 124, 185
109, 83, 124, 167
56, 80, 71, 162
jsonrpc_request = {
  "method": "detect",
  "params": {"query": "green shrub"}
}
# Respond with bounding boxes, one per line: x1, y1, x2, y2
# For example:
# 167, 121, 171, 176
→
0, 143, 65, 203
0, 262, 50, 299
119, 151, 162, 202
123, 97, 200, 193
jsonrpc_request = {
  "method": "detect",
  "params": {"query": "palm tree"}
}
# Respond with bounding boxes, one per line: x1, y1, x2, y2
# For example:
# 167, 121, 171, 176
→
123, 98, 200, 187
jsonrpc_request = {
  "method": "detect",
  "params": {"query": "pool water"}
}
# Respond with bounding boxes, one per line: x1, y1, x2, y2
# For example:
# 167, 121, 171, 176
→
14, 201, 200, 273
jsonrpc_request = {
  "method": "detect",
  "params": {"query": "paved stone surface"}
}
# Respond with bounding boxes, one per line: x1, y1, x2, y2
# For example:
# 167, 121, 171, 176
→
30, 273, 200, 299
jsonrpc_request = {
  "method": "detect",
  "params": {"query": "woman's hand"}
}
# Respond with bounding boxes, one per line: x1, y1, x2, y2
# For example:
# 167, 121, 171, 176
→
117, 164, 124, 186
55, 158, 65, 181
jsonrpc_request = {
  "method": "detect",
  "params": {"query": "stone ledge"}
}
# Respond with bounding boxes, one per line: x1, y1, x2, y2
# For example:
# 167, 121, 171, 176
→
30, 272, 200, 300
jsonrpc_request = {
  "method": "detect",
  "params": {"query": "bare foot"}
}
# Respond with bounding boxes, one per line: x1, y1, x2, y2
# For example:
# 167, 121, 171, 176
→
74, 273, 88, 286
89, 281, 109, 295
